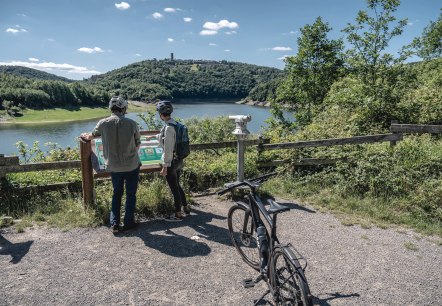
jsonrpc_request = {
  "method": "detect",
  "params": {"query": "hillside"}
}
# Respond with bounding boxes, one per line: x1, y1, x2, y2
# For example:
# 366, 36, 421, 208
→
0, 66, 73, 82
84, 59, 285, 101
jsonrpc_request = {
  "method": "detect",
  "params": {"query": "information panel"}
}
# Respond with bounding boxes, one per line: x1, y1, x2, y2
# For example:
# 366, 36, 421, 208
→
91, 136, 162, 172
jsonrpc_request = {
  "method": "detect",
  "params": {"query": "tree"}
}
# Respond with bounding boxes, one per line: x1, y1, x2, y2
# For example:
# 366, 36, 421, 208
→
412, 11, 442, 60
277, 17, 344, 126
342, 0, 408, 97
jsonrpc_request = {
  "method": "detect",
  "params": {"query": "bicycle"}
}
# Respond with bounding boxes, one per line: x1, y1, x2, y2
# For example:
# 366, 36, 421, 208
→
218, 172, 313, 306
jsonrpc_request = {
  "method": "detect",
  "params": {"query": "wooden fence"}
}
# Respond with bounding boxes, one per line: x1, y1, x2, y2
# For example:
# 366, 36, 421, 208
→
0, 123, 440, 204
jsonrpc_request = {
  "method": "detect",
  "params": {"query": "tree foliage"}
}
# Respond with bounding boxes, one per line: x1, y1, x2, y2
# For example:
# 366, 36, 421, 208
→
411, 10, 442, 60
86, 59, 284, 101
277, 17, 344, 126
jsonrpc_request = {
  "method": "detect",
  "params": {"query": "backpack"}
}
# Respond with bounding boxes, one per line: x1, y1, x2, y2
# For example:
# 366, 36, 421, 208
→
168, 121, 190, 159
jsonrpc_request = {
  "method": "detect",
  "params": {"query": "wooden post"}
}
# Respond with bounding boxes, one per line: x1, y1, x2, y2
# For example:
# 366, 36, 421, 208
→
390, 120, 398, 147
80, 138, 94, 207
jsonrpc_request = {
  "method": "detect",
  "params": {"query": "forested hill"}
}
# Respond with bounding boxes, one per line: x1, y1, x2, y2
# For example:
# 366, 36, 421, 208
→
84, 59, 285, 101
0, 66, 73, 82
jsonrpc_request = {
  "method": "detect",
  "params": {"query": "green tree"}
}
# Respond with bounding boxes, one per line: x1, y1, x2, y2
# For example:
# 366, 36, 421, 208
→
412, 11, 442, 60
342, 0, 408, 97
277, 17, 344, 126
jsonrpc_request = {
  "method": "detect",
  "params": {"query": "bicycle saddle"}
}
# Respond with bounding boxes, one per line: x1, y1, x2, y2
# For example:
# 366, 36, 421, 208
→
267, 199, 290, 214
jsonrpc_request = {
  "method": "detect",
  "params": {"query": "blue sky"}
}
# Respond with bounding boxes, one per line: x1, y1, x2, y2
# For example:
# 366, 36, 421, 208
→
1, 0, 440, 80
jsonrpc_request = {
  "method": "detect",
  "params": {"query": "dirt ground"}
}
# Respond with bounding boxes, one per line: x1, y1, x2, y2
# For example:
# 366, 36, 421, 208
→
1, 195, 441, 306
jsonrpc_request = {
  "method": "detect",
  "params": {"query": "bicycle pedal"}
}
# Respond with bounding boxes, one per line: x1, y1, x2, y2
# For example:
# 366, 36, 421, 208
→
242, 278, 255, 288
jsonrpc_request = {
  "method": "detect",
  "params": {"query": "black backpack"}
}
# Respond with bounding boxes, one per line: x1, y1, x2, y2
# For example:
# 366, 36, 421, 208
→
168, 121, 190, 159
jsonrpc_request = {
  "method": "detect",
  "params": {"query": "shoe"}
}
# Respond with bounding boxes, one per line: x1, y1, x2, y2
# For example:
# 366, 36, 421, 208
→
183, 205, 191, 215
121, 222, 139, 232
111, 224, 120, 234
164, 214, 184, 222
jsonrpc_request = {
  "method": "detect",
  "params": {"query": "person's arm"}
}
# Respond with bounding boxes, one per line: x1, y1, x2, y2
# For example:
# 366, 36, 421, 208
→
160, 125, 176, 176
81, 121, 102, 140
134, 125, 141, 151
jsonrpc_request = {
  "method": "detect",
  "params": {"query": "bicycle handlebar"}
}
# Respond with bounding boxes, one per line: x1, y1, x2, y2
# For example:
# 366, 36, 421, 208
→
217, 172, 278, 195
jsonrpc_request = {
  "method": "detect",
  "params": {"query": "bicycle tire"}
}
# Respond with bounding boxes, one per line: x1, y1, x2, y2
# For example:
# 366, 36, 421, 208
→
227, 202, 260, 271
271, 246, 313, 306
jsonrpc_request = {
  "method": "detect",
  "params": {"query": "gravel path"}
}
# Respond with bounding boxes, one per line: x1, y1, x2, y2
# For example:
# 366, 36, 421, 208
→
1, 195, 441, 305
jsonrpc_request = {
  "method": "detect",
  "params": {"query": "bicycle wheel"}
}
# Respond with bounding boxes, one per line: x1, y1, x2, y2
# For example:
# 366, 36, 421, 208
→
271, 246, 312, 306
227, 202, 260, 271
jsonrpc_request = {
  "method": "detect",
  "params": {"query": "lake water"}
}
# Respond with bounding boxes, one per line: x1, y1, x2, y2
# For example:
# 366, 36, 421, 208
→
0, 101, 292, 156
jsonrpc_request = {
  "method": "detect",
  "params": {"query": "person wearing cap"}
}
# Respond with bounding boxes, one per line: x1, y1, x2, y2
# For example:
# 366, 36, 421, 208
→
147, 101, 190, 221
81, 96, 141, 233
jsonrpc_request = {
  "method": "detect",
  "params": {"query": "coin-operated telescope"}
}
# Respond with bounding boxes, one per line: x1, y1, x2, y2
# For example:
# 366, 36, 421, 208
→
228, 115, 252, 182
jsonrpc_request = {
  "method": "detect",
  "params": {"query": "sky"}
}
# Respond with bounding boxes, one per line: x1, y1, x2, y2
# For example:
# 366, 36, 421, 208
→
1, 0, 440, 80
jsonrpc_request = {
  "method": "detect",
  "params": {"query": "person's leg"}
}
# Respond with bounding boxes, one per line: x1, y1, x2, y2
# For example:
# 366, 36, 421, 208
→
110, 172, 125, 227
123, 166, 140, 228
176, 167, 189, 213
165, 160, 183, 214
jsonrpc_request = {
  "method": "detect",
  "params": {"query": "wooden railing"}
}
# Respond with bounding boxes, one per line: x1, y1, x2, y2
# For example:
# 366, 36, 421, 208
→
1, 123, 440, 203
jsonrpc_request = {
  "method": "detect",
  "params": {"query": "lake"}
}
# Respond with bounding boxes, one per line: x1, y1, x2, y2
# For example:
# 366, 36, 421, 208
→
0, 101, 292, 156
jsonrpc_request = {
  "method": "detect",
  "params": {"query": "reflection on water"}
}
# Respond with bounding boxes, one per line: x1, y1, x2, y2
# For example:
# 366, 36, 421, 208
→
0, 101, 292, 156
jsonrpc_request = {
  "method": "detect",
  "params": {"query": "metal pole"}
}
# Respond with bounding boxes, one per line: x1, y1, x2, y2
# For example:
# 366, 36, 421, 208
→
237, 136, 245, 182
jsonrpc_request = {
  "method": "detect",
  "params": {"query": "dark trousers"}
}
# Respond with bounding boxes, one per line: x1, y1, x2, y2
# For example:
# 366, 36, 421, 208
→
165, 159, 187, 212
110, 166, 140, 227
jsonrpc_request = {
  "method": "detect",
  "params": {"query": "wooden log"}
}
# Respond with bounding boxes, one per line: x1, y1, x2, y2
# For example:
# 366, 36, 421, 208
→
190, 138, 269, 151
0, 160, 80, 176
13, 181, 82, 193
0, 156, 19, 166
390, 124, 442, 134
258, 158, 344, 167
260, 133, 403, 151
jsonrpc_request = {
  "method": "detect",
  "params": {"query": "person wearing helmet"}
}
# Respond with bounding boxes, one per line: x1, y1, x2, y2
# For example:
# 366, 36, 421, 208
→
152, 100, 190, 221
81, 96, 141, 233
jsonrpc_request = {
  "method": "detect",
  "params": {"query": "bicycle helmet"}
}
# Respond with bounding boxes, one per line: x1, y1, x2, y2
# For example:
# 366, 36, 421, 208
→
108, 96, 128, 109
156, 100, 173, 115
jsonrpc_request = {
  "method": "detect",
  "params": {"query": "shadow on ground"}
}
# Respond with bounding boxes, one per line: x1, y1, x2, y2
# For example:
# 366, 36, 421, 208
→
0, 234, 33, 264
116, 207, 232, 258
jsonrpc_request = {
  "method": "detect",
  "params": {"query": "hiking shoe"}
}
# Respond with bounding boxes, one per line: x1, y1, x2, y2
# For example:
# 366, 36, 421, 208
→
121, 222, 139, 232
164, 214, 184, 222
183, 205, 191, 215
111, 224, 120, 234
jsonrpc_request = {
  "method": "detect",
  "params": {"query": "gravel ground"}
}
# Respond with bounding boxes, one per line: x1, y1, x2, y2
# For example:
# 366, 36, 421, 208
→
1, 195, 441, 306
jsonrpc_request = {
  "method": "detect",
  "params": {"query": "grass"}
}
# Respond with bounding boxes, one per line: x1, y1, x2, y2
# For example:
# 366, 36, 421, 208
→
2, 103, 155, 124
9, 106, 110, 123
262, 176, 442, 237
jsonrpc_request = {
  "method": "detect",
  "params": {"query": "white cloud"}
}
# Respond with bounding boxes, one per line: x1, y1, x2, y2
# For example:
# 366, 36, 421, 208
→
6, 27, 27, 34
203, 19, 238, 31
224, 49, 231, 52
17, 13, 27, 17
115, 2, 130, 10
135, 53, 141, 57
200, 19, 238, 36
225, 31, 237, 35
47, 38, 55, 42
407, 22, 414, 26
290, 31, 297, 35
200, 30, 218, 36
272, 46, 292, 51
0, 61, 100, 75
167, 38, 174, 42
152, 12, 163, 19
184, 17, 192, 23
29, 58, 39, 62
209, 43, 217, 46
77, 47, 104, 54
164, 8, 176, 13
277, 55, 291, 60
